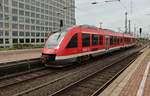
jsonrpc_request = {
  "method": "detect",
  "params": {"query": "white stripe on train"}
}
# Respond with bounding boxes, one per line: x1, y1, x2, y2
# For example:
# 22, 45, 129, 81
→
56, 44, 135, 60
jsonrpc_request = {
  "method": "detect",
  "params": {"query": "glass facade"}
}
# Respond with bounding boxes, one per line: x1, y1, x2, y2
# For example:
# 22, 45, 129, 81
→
0, 0, 75, 48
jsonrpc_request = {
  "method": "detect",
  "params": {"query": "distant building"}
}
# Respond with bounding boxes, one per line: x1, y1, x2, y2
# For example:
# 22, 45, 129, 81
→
0, 0, 75, 48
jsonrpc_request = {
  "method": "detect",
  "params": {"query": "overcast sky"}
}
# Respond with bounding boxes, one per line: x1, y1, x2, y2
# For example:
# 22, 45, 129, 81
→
75, 0, 150, 36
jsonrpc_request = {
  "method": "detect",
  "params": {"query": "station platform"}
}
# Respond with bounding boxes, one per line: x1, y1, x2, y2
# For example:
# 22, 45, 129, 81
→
99, 47, 150, 96
0, 49, 41, 64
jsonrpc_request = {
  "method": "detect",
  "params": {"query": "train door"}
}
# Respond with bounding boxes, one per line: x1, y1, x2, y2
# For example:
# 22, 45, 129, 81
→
105, 36, 110, 50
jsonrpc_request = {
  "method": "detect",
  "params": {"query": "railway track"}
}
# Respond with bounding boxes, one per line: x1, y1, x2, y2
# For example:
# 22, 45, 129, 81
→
1, 47, 140, 96
51, 51, 139, 96
0, 58, 43, 78
0, 68, 53, 88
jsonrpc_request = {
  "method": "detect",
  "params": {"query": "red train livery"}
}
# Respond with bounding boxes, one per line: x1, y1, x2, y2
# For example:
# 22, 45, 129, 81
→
41, 25, 135, 67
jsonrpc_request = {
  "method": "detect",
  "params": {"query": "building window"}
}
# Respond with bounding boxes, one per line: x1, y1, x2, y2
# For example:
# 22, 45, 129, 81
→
36, 32, 40, 37
0, 14, 3, 20
36, 39, 40, 43
41, 33, 44, 37
0, 39, 3, 44
31, 0, 35, 5
41, 15, 44, 19
66, 33, 78, 48
25, 32, 30, 36
25, 0, 30, 3
36, 1, 40, 6
92, 34, 98, 45
31, 19, 35, 24
31, 39, 35, 43
31, 6, 35, 11
25, 18, 30, 23
25, 4, 30, 10
19, 0, 24, 2
4, 23, 9, 28
4, 6, 9, 13
5, 31, 9, 36
12, 0, 18, 7
0, 30, 3, 36
82, 33, 90, 47
19, 3, 24, 9
19, 10, 24, 15
18, 17, 23, 23
31, 32, 35, 37
12, 16, 18, 22
41, 39, 44, 43
45, 33, 48, 37
0, 22, 3, 28
45, 27, 48, 31
25, 39, 30, 43
41, 27, 44, 31
45, 16, 48, 20
12, 9, 18, 14
5, 15, 9, 20
41, 9, 44, 14
36, 14, 40, 18
99, 35, 103, 45
12, 24, 18, 29
5, 39, 9, 44
12, 31, 18, 36
25, 25, 30, 30
25, 11, 30, 16
36, 20, 40, 24
36, 8, 40, 12
31, 12, 35, 17
19, 24, 24, 30
31, 26, 35, 30
19, 31, 24, 36
19, 39, 24, 43
4, 0, 9, 5
36, 26, 40, 31
13, 39, 18, 43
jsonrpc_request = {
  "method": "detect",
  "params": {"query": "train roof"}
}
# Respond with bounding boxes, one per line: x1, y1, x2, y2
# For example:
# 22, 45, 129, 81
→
71, 25, 134, 38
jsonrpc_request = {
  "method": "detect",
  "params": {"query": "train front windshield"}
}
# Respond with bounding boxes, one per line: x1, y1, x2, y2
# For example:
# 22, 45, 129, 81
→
45, 31, 67, 48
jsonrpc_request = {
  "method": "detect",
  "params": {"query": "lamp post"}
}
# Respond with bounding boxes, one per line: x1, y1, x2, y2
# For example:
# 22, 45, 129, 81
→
56, 5, 76, 32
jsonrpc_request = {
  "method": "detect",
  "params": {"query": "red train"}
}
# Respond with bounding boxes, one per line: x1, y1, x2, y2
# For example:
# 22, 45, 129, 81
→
41, 25, 136, 67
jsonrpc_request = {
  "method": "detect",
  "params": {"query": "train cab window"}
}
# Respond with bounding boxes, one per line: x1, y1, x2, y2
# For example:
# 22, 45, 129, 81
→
92, 34, 98, 45
66, 33, 78, 48
82, 33, 90, 47
99, 35, 103, 45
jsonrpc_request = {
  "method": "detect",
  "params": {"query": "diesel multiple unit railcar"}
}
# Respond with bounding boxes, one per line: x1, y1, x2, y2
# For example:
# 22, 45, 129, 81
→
41, 25, 135, 67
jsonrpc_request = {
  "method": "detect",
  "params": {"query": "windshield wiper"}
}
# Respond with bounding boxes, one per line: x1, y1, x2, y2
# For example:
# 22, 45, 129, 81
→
57, 32, 61, 40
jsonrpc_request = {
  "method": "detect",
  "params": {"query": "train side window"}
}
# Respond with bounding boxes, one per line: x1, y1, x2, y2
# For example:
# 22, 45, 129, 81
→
99, 35, 103, 45
82, 33, 90, 47
110, 36, 113, 45
114, 36, 117, 44
117, 37, 120, 44
66, 33, 78, 48
92, 34, 98, 45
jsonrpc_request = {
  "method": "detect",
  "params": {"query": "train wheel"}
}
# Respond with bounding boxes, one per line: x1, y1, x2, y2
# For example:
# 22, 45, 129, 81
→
76, 56, 83, 64
89, 55, 93, 62
76, 55, 90, 64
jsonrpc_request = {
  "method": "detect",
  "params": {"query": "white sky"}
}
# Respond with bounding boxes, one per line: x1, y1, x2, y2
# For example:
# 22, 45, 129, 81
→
75, 0, 150, 36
